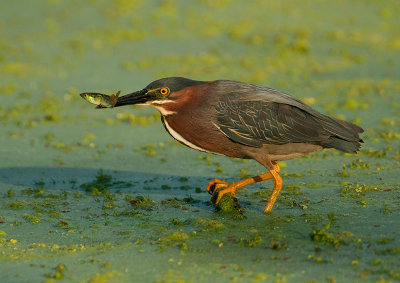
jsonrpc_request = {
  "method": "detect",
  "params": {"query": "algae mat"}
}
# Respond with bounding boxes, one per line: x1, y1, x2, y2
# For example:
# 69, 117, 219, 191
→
1, 1, 400, 282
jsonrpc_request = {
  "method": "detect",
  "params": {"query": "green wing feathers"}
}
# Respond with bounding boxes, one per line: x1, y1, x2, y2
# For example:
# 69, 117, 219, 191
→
215, 96, 363, 153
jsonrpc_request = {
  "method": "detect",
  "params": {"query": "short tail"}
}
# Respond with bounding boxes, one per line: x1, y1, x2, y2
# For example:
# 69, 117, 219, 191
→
321, 136, 363, 153
319, 117, 364, 153
330, 117, 364, 135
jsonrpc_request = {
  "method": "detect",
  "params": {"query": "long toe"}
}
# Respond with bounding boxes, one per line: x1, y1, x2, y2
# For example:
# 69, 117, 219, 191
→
206, 179, 228, 195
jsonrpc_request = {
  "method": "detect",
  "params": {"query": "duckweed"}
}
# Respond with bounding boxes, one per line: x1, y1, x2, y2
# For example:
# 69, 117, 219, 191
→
340, 183, 380, 198
377, 237, 394, 245
158, 231, 189, 247
128, 195, 155, 211
347, 159, 370, 169
375, 246, 400, 255
211, 189, 246, 219
45, 263, 67, 279
7, 189, 14, 198
194, 218, 224, 232
6, 200, 26, 209
311, 214, 354, 250
82, 270, 122, 283
238, 234, 262, 247
22, 213, 41, 224
80, 170, 132, 193
270, 239, 288, 251
170, 218, 185, 226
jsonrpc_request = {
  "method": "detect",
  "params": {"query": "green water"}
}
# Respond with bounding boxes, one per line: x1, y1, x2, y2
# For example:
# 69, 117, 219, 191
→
1, 1, 399, 282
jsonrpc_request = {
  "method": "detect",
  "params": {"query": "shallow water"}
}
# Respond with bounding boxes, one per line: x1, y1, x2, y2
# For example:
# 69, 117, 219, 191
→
1, 1, 400, 282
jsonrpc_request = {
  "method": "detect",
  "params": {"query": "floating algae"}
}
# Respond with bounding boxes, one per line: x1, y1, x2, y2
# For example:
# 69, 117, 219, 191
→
211, 188, 245, 219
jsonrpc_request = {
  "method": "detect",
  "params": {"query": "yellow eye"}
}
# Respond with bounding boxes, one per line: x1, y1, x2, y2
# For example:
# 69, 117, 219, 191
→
160, 88, 169, 95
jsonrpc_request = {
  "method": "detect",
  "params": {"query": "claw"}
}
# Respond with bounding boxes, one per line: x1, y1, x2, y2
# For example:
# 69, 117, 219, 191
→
206, 179, 228, 195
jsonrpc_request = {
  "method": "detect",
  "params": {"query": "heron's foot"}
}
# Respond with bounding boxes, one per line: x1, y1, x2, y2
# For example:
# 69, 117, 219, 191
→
206, 179, 228, 195
206, 162, 282, 214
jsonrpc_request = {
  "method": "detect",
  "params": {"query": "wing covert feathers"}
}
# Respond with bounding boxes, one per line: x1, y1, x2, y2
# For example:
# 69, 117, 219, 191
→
215, 89, 363, 153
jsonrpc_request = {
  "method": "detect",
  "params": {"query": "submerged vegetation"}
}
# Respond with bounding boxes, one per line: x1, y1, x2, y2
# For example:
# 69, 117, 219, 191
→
310, 214, 355, 250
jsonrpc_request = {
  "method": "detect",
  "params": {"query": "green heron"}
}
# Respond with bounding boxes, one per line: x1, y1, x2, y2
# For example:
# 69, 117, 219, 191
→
83, 77, 363, 212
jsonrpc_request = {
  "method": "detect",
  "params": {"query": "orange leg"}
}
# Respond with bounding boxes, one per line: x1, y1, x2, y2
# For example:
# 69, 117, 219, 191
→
263, 169, 283, 213
206, 164, 283, 213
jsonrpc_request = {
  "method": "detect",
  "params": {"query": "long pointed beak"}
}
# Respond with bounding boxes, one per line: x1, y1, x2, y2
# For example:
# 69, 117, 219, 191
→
114, 89, 148, 107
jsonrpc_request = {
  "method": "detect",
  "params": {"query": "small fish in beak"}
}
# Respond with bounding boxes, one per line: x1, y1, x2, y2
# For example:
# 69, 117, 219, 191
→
80, 91, 120, 108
